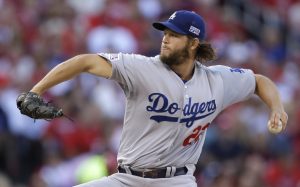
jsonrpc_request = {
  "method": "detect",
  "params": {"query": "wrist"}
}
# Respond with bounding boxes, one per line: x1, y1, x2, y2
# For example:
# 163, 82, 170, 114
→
270, 105, 284, 112
30, 87, 44, 96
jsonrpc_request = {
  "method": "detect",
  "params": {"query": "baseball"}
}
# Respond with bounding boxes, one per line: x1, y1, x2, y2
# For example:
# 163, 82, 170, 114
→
268, 120, 283, 134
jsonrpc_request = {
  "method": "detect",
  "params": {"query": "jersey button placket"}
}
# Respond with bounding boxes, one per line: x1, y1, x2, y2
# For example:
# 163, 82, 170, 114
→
181, 84, 189, 127
184, 84, 189, 99
180, 84, 188, 128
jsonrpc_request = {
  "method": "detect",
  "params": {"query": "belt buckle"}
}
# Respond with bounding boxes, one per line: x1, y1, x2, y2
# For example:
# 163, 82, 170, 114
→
142, 169, 159, 178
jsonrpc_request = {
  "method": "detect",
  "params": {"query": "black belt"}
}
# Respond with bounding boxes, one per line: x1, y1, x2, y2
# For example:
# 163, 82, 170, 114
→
117, 166, 188, 178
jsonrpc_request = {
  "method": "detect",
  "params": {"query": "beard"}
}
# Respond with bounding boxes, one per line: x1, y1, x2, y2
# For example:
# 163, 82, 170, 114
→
159, 43, 191, 66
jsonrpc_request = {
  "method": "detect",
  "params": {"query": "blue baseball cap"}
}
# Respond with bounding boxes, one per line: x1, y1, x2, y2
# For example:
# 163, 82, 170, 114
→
153, 10, 206, 40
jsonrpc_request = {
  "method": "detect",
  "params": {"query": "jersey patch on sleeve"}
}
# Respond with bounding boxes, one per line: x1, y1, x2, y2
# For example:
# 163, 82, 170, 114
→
108, 54, 120, 61
229, 68, 245, 73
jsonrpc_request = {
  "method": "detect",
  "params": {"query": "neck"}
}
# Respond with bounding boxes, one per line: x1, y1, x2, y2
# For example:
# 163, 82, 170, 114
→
169, 59, 195, 81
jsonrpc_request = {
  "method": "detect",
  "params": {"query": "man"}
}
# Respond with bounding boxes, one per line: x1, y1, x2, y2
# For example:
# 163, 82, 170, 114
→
17, 10, 288, 187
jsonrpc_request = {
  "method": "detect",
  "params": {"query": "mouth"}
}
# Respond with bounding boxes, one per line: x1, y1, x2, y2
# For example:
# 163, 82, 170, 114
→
161, 46, 170, 52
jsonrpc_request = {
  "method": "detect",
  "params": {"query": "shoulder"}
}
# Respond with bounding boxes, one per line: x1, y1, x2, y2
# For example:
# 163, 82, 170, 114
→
99, 52, 160, 64
208, 64, 254, 74
204, 64, 251, 75
204, 64, 255, 84
122, 54, 165, 71
124, 54, 161, 65
206, 65, 231, 72
197, 63, 226, 76
197, 64, 252, 81
194, 64, 224, 83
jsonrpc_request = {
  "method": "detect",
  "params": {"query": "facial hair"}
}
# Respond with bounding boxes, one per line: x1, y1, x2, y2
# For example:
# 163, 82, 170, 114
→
159, 42, 191, 66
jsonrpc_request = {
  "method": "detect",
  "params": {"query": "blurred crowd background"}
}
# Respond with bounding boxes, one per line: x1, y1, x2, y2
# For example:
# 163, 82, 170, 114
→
0, 0, 300, 187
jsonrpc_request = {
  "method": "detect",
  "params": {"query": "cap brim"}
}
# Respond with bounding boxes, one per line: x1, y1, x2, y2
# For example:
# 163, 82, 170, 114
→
152, 21, 187, 35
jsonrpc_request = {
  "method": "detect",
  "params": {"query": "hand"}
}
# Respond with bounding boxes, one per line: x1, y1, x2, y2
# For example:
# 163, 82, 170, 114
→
268, 108, 288, 133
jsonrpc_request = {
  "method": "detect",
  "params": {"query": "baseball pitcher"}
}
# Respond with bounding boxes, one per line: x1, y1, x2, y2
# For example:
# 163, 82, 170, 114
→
16, 10, 288, 187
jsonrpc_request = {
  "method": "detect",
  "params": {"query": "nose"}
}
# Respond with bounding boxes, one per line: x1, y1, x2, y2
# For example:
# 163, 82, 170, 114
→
162, 35, 169, 44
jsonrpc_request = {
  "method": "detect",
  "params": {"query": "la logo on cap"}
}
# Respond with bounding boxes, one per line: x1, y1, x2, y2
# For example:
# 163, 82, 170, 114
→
169, 12, 176, 20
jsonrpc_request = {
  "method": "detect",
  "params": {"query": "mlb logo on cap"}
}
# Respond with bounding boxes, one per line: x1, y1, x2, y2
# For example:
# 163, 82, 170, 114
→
152, 10, 206, 40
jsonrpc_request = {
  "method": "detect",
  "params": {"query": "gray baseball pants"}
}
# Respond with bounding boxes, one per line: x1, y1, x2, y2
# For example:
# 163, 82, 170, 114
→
74, 165, 197, 187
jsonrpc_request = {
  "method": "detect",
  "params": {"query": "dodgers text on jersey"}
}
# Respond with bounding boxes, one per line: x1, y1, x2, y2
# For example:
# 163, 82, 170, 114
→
146, 93, 216, 128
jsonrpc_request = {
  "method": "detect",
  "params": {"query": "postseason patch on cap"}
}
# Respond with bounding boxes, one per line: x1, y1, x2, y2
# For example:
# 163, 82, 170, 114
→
189, 26, 200, 36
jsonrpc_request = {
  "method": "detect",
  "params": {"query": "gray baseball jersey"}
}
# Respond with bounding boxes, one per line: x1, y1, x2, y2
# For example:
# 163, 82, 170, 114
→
98, 53, 255, 169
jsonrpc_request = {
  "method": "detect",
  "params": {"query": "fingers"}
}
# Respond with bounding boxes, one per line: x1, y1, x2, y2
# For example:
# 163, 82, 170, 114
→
268, 120, 282, 134
269, 110, 288, 131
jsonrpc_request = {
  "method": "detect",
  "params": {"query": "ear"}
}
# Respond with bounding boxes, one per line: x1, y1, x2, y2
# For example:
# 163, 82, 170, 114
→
190, 38, 200, 50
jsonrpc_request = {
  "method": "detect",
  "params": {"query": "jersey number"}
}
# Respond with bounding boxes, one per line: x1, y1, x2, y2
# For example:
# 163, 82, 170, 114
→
183, 123, 210, 146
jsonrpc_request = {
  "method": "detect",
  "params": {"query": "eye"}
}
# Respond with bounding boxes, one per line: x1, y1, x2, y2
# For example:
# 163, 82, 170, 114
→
170, 33, 176, 37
